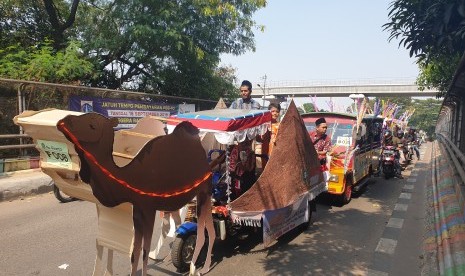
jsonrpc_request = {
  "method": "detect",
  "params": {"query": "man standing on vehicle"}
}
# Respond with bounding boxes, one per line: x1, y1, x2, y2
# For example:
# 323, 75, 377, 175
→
228, 80, 260, 198
309, 117, 332, 170
229, 80, 261, 110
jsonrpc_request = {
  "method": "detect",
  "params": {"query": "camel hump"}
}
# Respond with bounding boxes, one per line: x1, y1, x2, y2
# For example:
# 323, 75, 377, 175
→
172, 121, 199, 136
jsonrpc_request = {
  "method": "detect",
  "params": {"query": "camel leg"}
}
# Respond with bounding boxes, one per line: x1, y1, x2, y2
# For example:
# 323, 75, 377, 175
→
190, 189, 214, 275
198, 193, 215, 274
130, 207, 144, 276
189, 213, 206, 276
141, 209, 156, 276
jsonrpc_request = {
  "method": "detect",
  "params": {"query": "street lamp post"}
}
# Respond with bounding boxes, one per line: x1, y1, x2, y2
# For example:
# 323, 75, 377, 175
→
257, 74, 267, 108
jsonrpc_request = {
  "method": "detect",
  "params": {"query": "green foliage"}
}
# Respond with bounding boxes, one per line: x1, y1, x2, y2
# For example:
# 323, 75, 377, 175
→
0, 40, 94, 83
384, 0, 465, 93
0, 0, 265, 101
0, 0, 52, 48
75, 0, 265, 97
408, 98, 443, 137
416, 54, 461, 96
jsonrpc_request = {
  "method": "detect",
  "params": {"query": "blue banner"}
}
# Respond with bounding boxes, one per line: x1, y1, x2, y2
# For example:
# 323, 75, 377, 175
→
69, 95, 178, 129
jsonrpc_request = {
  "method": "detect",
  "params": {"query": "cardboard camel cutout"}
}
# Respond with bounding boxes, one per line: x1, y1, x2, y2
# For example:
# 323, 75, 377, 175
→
56, 113, 215, 276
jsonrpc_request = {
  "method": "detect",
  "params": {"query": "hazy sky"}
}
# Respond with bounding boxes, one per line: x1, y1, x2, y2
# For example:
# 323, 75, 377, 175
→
220, 0, 420, 109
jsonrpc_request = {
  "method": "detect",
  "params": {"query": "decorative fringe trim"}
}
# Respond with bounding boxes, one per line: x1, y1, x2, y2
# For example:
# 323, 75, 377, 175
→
231, 216, 262, 227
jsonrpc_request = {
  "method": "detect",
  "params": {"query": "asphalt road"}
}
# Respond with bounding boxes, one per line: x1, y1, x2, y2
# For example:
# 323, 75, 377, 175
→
0, 143, 431, 276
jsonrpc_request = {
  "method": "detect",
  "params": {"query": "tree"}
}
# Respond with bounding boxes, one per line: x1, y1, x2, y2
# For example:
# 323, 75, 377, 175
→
0, 0, 80, 50
0, 40, 93, 83
0, 0, 266, 100
75, 0, 266, 98
384, 0, 465, 94
408, 98, 442, 137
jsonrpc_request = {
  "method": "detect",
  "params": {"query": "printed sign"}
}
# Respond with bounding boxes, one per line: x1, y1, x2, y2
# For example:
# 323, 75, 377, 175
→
37, 140, 72, 169
69, 95, 180, 129
262, 194, 309, 247
178, 104, 196, 114
336, 136, 352, 146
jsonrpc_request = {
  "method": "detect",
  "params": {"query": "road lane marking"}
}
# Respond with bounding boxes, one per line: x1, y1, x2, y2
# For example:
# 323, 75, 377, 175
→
407, 178, 417, 182
410, 172, 419, 176
403, 184, 414, 190
367, 269, 389, 276
386, 218, 404, 229
394, 203, 409, 211
399, 193, 412, 199
375, 238, 398, 255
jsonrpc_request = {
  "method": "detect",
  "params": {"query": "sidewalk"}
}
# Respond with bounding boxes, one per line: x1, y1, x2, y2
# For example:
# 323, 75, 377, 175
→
0, 169, 53, 202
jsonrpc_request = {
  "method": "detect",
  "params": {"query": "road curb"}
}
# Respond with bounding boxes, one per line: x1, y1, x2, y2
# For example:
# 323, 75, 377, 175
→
0, 169, 53, 202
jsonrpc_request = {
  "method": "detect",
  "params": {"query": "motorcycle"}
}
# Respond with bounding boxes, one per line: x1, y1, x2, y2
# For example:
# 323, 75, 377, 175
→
405, 142, 415, 163
382, 146, 400, 179
415, 137, 422, 148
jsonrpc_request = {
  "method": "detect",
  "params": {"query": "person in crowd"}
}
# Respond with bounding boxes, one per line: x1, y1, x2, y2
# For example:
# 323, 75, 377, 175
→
382, 130, 404, 178
229, 80, 261, 110
148, 210, 182, 261
405, 128, 420, 160
260, 103, 281, 168
228, 80, 259, 194
309, 117, 332, 170
228, 138, 256, 199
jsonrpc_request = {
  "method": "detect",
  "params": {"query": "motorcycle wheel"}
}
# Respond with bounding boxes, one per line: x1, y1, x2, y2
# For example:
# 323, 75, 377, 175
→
171, 233, 197, 272
53, 184, 76, 203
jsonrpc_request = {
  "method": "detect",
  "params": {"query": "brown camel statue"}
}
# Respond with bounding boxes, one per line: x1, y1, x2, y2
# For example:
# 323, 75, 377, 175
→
57, 113, 215, 276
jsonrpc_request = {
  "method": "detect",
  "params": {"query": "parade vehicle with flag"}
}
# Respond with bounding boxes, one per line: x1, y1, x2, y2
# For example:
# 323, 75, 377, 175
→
301, 112, 383, 205
166, 101, 326, 272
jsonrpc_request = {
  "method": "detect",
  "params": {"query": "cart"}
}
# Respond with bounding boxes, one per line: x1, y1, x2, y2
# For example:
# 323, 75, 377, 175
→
166, 101, 327, 272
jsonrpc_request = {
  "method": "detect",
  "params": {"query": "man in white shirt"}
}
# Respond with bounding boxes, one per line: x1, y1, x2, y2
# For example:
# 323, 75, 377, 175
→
229, 80, 261, 110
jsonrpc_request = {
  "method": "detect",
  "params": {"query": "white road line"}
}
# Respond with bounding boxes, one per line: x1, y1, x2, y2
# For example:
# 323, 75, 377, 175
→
407, 178, 417, 182
375, 238, 398, 255
403, 184, 414, 190
394, 203, 409, 211
386, 218, 404, 228
399, 193, 412, 199
410, 172, 419, 176
367, 269, 389, 276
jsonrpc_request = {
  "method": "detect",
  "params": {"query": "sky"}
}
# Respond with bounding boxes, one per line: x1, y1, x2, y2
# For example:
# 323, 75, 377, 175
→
220, 0, 421, 110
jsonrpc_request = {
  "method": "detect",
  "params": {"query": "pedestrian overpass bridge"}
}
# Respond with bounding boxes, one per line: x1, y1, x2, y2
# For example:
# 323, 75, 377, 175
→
250, 79, 439, 98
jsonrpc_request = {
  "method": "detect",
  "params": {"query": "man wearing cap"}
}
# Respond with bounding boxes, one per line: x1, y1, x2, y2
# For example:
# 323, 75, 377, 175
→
229, 80, 261, 110
309, 117, 332, 168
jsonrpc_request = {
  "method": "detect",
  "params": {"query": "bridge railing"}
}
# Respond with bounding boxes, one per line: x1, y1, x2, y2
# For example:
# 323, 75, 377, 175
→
429, 52, 465, 275
437, 133, 465, 184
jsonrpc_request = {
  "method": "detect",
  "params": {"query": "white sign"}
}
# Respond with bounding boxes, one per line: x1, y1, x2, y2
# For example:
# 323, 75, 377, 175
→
178, 104, 196, 114
262, 194, 309, 247
37, 140, 72, 169
336, 136, 352, 146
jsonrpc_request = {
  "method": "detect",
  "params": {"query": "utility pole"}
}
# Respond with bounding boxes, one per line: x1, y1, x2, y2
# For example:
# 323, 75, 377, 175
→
258, 74, 267, 107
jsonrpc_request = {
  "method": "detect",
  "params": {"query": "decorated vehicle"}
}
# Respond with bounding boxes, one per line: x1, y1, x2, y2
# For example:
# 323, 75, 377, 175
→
301, 112, 383, 204
13, 109, 214, 276
166, 101, 326, 272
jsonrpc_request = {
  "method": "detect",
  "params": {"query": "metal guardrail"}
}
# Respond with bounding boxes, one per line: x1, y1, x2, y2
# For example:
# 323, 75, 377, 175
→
0, 134, 36, 151
436, 133, 465, 184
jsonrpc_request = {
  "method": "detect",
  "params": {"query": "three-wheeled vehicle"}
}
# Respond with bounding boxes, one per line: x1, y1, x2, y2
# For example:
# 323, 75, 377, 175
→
166, 102, 327, 272
301, 112, 383, 204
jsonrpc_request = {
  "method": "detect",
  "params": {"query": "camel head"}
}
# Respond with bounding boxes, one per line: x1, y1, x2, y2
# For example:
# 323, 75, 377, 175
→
57, 113, 119, 184
57, 113, 118, 143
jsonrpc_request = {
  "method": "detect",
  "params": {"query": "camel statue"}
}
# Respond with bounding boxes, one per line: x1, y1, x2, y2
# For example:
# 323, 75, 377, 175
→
56, 112, 215, 276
